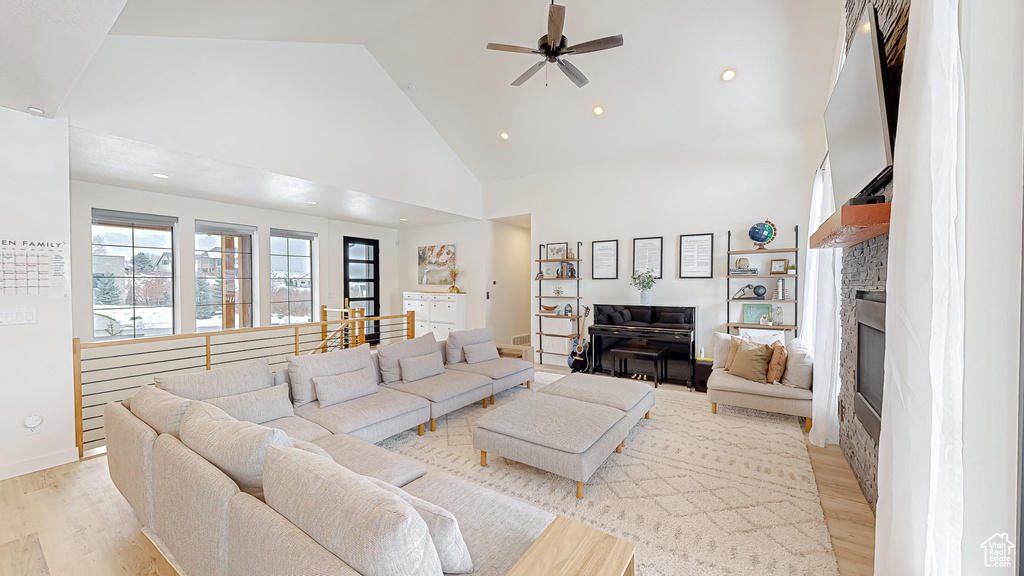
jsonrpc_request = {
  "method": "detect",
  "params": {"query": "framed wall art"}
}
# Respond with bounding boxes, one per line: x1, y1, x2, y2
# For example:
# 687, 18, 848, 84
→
591, 240, 618, 279
679, 233, 714, 278
633, 237, 663, 278
546, 242, 568, 261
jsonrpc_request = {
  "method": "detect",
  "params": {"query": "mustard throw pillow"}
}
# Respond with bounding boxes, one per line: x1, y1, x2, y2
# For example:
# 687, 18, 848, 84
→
724, 336, 744, 371
766, 341, 789, 384
727, 340, 774, 383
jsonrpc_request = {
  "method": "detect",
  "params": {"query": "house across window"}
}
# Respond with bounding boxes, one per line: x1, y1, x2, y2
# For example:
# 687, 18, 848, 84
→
91, 209, 177, 340
195, 221, 255, 332
270, 229, 316, 325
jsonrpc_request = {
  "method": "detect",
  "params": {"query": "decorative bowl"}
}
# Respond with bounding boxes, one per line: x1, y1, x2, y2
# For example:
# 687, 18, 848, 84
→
540, 304, 558, 312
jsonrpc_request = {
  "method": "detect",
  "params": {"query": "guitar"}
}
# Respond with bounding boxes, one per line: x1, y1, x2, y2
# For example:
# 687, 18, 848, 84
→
568, 306, 591, 373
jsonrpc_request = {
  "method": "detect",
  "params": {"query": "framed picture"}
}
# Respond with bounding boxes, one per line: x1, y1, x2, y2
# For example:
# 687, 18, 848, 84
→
769, 259, 790, 275
417, 245, 456, 285
679, 233, 714, 278
547, 243, 568, 261
561, 261, 577, 279
591, 240, 618, 279
542, 264, 559, 279
633, 237, 663, 279
742, 303, 773, 324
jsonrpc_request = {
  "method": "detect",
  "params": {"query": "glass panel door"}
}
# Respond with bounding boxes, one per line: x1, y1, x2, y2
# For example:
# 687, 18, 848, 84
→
344, 237, 380, 343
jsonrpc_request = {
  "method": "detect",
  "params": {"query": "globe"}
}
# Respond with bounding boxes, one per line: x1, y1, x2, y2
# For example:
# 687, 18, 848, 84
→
748, 221, 777, 247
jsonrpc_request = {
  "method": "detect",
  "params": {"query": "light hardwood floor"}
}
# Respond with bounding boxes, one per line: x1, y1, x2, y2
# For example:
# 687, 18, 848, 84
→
0, 368, 875, 576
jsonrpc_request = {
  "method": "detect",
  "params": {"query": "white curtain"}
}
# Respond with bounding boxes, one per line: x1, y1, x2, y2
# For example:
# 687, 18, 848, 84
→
874, 0, 966, 573
803, 159, 842, 447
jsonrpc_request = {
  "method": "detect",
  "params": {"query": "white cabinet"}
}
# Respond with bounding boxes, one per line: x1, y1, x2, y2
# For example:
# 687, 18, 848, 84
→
403, 292, 467, 341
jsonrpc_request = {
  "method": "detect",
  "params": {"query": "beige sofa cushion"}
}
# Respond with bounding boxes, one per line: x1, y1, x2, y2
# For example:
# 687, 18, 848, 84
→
727, 340, 773, 383
263, 446, 443, 576
712, 332, 732, 370
155, 358, 274, 400
130, 385, 192, 436
205, 383, 294, 424
446, 328, 493, 364
725, 336, 744, 371
463, 341, 500, 365
365, 476, 473, 574
781, 338, 814, 390
766, 342, 789, 384
291, 439, 332, 459
178, 402, 293, 500
376, 333, 439, 384
400, 352, 446, 383
286, 344, 372, 408
708, 368, 813, 401
312, 366, 378, 408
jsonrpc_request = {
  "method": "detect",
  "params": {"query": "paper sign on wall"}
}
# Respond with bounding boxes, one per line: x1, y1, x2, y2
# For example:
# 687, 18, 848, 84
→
0, 239, 70, 298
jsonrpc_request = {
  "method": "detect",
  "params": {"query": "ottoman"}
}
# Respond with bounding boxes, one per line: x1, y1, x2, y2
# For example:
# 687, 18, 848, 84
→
473, 393, 629, 499
538, 372, 656, 430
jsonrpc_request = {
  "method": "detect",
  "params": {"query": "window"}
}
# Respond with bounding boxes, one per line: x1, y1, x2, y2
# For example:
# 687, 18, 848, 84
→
270, 229, 316, 325
91, 209, 177, 340
195, 221, 255, 332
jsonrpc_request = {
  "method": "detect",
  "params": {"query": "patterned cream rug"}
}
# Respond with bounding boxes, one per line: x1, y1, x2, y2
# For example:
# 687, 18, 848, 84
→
380, 372, 839, 576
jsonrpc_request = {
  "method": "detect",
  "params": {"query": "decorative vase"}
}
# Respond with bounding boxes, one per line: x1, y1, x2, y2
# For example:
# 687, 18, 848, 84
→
448, 285, 459, 293
640, 289, 650, 305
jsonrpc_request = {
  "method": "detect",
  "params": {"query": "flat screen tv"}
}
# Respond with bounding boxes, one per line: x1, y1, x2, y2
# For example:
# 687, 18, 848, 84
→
824, 5, 895, 209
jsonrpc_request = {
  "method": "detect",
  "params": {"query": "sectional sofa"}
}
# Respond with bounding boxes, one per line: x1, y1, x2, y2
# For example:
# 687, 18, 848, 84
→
105, 329, 541, 575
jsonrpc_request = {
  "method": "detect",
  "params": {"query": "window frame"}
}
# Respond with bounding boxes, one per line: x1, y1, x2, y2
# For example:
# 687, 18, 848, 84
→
194, 221, 256, 332
269, 230, 316, 326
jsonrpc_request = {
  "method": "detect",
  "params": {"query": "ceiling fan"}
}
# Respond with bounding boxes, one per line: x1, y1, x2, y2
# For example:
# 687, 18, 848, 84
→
486, 2, 623, 88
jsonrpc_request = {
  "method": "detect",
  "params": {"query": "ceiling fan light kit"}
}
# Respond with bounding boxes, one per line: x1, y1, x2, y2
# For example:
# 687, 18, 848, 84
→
486, 2, 623, 88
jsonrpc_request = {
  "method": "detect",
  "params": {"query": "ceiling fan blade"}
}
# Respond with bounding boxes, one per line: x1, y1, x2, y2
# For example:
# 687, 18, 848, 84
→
565, 34, 624, 55
556, 58, 589, 88
486, 43, 540, 54
548, 4, 565, 46
512, 60, 547, 86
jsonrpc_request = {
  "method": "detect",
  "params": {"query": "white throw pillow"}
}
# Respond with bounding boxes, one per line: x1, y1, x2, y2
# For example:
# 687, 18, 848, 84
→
204, 383, 294, 424
130, 385, 192, 437
365, 476, 473, 574
376, 333, 439, 384
286, 344, 373, 408
312, 367, 378, 408
711, 332, 733, 370
445, 328, 493, 364
463, 340, 499, 365
400, 352, 446, 383
781, 338, 814, 390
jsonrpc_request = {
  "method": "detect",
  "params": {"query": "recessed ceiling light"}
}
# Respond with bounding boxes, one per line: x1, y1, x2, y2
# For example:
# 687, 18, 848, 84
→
407, 82, 417, 92
593, 106, 604, 116
721, 69, 736, 82
500, 132, 510, 140
861, 22, 871, 34
27, 107, 44, 115
151, 173, 170, 179
400, 218, 408, 222
306, 201, 318, 205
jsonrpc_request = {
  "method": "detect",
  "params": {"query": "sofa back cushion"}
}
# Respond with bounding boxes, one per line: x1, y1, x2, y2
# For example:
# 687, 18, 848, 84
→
727, 340, 773, 384
204, 383, 294, 424
782, 338, 814, 390
130, 385, 192, 436
263, 446, 443, 576
445, 328, 493, 364
286, 344, 373, 408
364, 476, 473, 574
155, 359, 274, 400
463, 341, 499, 365
178, 402, 293, 500
376, 333, 439, 384
399, 352, 446, 383
312, 367, 378, 408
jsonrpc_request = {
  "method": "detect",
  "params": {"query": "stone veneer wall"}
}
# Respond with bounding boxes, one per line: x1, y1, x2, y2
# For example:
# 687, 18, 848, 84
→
838, 233, 887, 511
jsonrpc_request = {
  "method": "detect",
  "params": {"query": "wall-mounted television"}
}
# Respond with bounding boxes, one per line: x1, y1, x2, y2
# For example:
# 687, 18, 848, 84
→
824, 5, 896, 209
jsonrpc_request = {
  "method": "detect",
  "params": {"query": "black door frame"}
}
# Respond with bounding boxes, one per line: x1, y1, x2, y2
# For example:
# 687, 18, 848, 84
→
344, 236, 381, 344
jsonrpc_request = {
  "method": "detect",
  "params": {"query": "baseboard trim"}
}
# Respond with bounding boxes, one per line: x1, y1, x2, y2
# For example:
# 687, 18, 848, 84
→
0, 447, 79, 481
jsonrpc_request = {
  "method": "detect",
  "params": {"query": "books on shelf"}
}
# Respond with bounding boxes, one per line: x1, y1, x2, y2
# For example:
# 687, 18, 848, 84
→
728, 268, 760, 275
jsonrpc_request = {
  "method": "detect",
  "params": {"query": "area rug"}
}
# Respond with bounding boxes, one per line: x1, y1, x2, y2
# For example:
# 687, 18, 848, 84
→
380, 372, 839, 576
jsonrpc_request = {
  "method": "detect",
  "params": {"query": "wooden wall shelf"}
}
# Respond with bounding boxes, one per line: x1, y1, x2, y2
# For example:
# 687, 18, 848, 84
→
810, 203, 891, 249
727, 323, 798, 331
727, 247, 799, 255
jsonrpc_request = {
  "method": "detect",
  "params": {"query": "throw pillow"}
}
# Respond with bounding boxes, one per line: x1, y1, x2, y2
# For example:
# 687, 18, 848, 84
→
312, 367, 378, 408
608, 311, 624, 325
178, 401, 293, 500
631, 308, 652, 323
463, 341, 499, 364
204, 383, 294, 424
377, 333, 439, 384
286, 344, 373, 408
154, 358, 274, 400
711, 332, 733, 369
658, 312, 685, 324
365, 476, 473, 574
263, 446, 443, 576
620, 309, 632, 323
781, 338, 814, 390
727, 340, 774, 383
400, 352, 446, 383
724, 336, 744, 371
130, 385, 192, 437
445, 328, 493, 364
766, 342, 789, 384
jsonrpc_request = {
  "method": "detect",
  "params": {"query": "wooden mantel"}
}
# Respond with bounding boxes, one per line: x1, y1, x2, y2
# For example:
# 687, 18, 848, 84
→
810, 203, 891, 249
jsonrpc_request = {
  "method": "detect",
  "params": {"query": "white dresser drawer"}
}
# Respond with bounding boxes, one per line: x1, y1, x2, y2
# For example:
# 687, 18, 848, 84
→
414, 321, 430, 338
431, 323, 455, 341
432, 294, 458, 303
430, 301, 457, 324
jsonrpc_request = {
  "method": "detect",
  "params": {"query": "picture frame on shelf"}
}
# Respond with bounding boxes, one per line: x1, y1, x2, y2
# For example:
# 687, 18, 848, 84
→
633, 237, 663, 279
742, 303, 773, 324
591, 239, 618, 280
679, 233, 714, 279
769, 259, 790, 275
542, 264, 559, 279
547, 243, 568, 261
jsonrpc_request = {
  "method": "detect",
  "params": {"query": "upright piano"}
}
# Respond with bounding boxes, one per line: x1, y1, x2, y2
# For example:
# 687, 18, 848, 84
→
588, 305, 697, 385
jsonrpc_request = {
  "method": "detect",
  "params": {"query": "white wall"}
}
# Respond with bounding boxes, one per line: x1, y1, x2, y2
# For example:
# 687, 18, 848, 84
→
960, 0, 1024, 570
62, 36, 483, 218
484, 127, 825, 360
0, 109, 77, 480
486, 220, 532, 343
71, 181, 399, 341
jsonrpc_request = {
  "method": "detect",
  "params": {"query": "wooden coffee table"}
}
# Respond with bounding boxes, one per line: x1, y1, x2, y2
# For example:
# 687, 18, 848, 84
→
506, 516, 636, 576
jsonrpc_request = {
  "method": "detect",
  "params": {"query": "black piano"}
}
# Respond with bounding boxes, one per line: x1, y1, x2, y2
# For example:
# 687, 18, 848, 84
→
588, 305, 697, 385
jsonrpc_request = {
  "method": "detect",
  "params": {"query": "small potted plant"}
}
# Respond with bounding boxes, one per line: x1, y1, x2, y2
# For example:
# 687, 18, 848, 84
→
787, 264, 797, 275
630, 269, 657, 305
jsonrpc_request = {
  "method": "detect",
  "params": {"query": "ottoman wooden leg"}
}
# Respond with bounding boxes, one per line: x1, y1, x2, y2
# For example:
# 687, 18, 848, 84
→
430, 418, 436, 432
480, 451, 487, 467
490, 394, 495, 404
712, 402, 717, 414
525, 381, 531, 389
616, 440, 623, 454
482, 398, 488, 408
576, 482, 584, 500
645, 410, 650, 419
418, 424, 424, 436
805, 417, 812, 433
